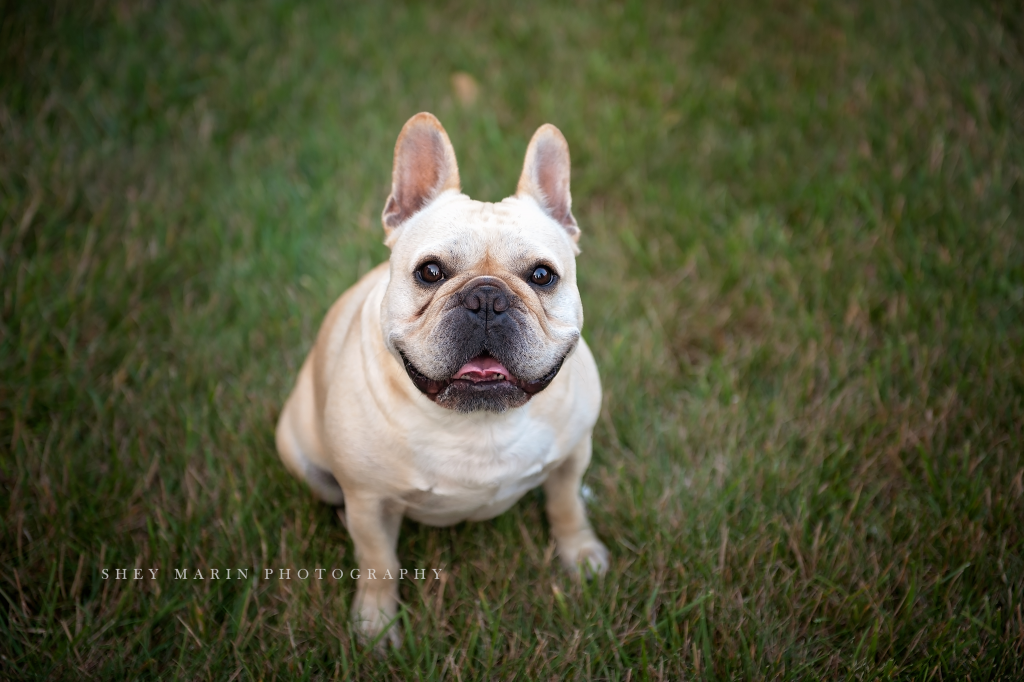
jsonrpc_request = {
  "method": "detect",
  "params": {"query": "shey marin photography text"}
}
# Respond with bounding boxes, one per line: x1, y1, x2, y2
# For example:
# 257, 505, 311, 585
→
100, 567, 445, 581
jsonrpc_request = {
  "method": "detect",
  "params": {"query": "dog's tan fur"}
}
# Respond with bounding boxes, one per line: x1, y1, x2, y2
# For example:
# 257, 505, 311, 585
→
276, 113, 607, 646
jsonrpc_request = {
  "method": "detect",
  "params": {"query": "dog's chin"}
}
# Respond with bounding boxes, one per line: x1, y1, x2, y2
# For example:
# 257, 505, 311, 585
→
435, 380, 530, 413
399, 352, 564, 413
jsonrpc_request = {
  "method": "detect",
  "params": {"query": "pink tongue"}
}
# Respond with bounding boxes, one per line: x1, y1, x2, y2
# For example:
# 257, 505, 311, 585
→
454, 357, 511, 382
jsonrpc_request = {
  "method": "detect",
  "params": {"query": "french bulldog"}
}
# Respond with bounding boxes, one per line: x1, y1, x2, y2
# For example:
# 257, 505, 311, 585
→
275, 112, 608, 646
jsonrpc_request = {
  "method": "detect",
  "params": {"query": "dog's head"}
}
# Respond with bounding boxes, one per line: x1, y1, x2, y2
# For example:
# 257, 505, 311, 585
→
379, 113, 585, 413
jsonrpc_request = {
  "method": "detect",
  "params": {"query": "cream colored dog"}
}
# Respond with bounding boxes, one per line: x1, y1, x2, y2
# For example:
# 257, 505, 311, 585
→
275, 112, 608, 646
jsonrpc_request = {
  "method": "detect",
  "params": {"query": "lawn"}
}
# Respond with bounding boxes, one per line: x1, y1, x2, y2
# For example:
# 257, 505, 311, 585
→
1, 0, 1022, 679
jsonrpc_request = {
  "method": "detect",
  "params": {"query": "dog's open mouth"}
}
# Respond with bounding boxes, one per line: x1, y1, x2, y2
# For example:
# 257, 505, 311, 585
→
453, 356, 512, 383
399, 351, 563, 410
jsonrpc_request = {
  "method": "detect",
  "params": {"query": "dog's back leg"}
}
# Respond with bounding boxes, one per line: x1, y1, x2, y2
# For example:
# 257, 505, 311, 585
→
276, 355, 345, 506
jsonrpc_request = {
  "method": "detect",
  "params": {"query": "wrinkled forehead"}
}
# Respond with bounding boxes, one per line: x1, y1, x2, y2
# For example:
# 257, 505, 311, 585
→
394, 197, 574, 271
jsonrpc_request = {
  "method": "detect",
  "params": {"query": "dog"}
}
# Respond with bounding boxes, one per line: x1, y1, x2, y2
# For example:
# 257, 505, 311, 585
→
275, 112, 608, 646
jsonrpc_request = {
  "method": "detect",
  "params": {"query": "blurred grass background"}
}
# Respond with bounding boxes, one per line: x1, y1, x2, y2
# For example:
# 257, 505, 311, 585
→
1, 0, 1022, 678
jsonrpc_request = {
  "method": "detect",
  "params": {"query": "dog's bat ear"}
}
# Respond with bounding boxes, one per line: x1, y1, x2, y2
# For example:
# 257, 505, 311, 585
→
382, 112, 461, 244
516, 124, 579, 242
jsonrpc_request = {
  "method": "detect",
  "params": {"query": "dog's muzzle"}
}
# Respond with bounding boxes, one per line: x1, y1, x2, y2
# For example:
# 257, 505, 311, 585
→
395, 276, 569, 412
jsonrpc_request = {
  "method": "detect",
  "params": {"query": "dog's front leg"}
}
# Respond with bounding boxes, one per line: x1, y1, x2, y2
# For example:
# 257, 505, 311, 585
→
543, 433, 609, 578
343, 492, 404, 648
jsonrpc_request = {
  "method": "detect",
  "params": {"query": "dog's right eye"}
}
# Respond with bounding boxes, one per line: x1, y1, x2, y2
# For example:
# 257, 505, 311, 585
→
416, 262, 444, 284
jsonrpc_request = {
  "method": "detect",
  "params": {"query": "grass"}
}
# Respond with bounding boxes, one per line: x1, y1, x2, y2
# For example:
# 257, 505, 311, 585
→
1, 0, 1022, 678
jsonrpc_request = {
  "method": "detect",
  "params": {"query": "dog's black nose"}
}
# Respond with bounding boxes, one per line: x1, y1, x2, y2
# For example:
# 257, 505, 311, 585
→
463, 284, 508, 318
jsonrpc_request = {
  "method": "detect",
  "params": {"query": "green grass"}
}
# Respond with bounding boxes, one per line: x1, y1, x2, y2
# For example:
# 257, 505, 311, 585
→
2, 0, 1022, 678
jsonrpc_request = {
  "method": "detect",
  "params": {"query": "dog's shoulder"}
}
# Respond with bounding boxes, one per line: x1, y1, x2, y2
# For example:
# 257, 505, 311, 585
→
311, 261, 391, 405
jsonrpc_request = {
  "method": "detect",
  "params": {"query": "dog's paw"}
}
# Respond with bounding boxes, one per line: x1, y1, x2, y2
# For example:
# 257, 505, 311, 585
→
352, 595, 401, 650
555, 530, 609, 579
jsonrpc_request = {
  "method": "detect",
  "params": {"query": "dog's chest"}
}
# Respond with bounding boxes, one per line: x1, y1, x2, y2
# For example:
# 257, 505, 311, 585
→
400, 418, 564, 526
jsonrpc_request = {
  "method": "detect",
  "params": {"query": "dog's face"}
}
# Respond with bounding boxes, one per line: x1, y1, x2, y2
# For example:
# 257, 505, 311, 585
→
379, 113, 584, 413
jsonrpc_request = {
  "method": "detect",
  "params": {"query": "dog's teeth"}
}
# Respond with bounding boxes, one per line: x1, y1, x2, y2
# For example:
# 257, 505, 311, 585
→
496, 374, 504, 380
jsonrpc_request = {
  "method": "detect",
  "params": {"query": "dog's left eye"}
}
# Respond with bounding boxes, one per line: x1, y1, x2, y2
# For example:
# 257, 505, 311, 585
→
416, 262, 445, 284
530, 266, 556, 286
